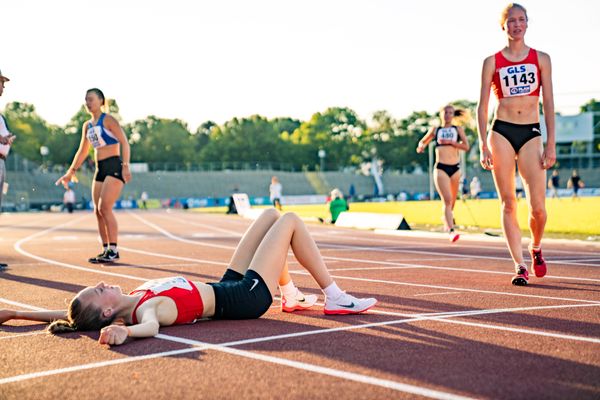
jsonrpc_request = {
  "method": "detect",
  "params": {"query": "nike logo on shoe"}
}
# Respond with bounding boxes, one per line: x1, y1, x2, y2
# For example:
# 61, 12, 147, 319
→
249, 278, 259, 291
338, 302, 355, 308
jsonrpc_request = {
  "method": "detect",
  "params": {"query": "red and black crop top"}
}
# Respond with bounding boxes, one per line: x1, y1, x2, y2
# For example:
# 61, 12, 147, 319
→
491, 48, 541, 99
130, 276, 204, 325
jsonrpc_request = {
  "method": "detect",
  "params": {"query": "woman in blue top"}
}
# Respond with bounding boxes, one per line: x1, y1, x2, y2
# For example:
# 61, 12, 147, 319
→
56, 88, 131, 263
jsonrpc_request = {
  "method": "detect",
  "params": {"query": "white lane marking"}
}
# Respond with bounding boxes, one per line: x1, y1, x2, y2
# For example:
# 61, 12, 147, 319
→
128, 212, 234, 250
3, 300, 599, 395
51, 236, 78, 241
133, 212, 600, 284
0, 332, 46, 340
291, 270, 600, 305
119, 246, 228, 267
414, 292, 461, 297
13, 216, 146, 282
321, 255, 600, 283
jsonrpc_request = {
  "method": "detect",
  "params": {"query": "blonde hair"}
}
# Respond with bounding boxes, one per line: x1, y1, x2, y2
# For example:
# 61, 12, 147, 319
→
47, 296, 116, 334
500, 3, 528, 27
439, 105, 470, 126
331, 188, 344, 200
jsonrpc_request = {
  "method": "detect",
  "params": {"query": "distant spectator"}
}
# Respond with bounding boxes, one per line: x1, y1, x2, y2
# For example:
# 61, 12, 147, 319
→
329, 188, 349, 224
227, 187, 239, 215
515, 173, 524, 199
567, 169, 584, 198
269, 176, 283, 210
547, 169, 560, 198
63, 187, 76, 213
470, 176, 481, 199
459, 175, 469, 200
348, 183, 356, 201
140, 191, 148, 210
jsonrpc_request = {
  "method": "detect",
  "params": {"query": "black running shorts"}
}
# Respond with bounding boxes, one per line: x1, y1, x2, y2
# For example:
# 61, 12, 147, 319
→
94, 156, 125, 183
208, 269, 273, 320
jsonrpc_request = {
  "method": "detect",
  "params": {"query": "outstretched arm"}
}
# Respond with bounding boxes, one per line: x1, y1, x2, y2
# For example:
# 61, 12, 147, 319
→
99, 305, 160, 346
0, 309, 67, 324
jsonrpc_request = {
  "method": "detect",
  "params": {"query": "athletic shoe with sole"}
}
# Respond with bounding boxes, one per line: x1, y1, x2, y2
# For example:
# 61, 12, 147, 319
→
281, 291, 318, 313
88, 250, 108, 264
96, 249, 120, 263
511, 265, 529, 286
449, 231, 460, 243
529, 246, 547, 278
324, 292, 377, 315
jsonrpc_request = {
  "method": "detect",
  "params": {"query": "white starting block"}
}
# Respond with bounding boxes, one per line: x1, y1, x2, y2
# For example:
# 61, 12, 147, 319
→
232, 193, 264, 220
334, 212, 410, 230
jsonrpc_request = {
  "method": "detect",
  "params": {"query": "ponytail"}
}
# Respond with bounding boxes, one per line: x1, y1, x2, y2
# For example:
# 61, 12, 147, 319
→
48, 319, 78, 334
47, 296, 115, 335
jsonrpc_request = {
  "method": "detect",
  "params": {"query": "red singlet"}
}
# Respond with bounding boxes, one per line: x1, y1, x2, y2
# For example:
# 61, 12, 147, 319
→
491, 48, 541, 100
130, 276, 204, 325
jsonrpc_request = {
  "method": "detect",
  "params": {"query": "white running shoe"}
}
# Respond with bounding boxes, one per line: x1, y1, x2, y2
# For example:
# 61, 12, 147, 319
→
324, 292, 377, 315
281, 290, 318, 313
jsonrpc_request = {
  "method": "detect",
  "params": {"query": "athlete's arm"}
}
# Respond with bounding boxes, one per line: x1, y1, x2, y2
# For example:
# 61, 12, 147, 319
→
477, 55, 495, 170
55, 122, 91, 188
104, 115, 131, 183
539, 51, 556, 169
0, 309, 68, 324
416, 127, 436, 153
451, 126, 470, 151
98, 303, 160, 345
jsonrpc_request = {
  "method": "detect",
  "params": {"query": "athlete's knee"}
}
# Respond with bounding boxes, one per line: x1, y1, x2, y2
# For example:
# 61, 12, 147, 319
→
262, 207, 280, 222
530, 205, 546, 221
94, 206, 103, 218
98, 200, 113, 217
501, 199, 518, 215
279, 211, 300, 226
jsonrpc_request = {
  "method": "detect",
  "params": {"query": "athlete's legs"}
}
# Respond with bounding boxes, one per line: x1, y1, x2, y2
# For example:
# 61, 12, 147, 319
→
92, 181, 109, 245
516, 137, 547, 248
248, 212, 333, 295
434, 169, 455, 231
489, 131, 523, 265
97, 177, 124, 244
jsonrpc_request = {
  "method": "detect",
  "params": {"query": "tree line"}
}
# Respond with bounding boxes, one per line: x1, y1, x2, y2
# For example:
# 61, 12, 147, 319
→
3, 98, 597, 172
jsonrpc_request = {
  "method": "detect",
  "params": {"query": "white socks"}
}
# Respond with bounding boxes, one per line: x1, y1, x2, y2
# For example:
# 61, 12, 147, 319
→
323, 281, 344, 300
279, 281, 298, 299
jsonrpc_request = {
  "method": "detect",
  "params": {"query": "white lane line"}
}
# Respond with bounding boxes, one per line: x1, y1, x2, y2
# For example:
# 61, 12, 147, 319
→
290, 270, 600, 305
119, 246, 228, 267
0, 332, 46, 340
320, 255, 600, 283
128, 212, 235, 250
414, 292, 461, 297
132, 213, 600, 284
13, 216, 146, 282
3, 300, 599, 395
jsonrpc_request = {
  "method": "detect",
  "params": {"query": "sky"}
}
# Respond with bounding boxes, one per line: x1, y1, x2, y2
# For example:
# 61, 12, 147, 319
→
1, 0, 599, 130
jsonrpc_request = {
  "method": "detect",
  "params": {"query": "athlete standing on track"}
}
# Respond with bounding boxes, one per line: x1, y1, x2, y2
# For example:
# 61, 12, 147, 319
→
0, 209, 377, 346
56, 89, 132, 264
417, 105, 470, 242
0, 68, 16, 271
477, 3, 555, 285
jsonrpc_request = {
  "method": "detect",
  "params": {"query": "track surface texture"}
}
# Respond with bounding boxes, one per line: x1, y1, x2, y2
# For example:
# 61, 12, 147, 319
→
1, 210, 599, 400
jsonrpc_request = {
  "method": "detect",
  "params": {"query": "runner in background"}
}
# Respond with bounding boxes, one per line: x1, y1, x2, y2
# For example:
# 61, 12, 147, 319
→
417, 105, 470, 242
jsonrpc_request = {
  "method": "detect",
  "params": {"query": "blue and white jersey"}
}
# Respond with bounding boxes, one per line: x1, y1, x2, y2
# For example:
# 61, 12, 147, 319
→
86, 113, 119, 148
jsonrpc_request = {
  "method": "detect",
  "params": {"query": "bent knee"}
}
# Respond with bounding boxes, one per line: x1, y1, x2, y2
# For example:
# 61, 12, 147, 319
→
530, 207, 546, 221
262, 208, 280, 221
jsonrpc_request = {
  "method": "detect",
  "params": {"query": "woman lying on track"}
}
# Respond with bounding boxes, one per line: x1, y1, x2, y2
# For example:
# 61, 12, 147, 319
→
0, 209, 377, 346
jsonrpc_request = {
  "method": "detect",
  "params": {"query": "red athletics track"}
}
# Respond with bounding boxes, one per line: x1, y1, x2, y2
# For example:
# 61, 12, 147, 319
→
1, 210, 599, 400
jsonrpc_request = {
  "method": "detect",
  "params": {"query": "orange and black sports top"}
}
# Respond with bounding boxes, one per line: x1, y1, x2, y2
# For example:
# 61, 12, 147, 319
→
130, 276, 204, 325
491, 48, 541, 99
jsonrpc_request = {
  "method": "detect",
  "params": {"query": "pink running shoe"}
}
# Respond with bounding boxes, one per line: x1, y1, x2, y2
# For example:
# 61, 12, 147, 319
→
530, 247, 547, 278
511, 265, 529, 286
281, 292, 318, 313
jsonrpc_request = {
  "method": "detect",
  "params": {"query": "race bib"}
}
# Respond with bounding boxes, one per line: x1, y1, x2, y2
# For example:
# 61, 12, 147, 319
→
499, 63, 539, 97
135, 276, 193, 294
437, 127, 458, 144
86, 126, 103, 148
